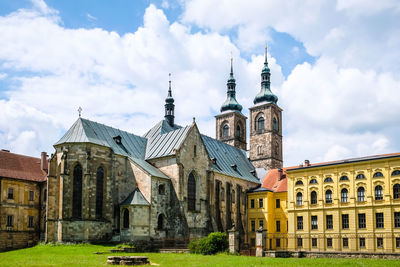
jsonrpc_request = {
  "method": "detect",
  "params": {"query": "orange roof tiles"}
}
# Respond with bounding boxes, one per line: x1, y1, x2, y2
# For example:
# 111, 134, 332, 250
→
261, 167, 296, 193
0, 151, 47, 182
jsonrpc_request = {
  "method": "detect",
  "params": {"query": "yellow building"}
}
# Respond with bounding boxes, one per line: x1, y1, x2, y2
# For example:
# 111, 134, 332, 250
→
0, 150, 47, 251
286, 153, 400, 253
248, 168, 288, 251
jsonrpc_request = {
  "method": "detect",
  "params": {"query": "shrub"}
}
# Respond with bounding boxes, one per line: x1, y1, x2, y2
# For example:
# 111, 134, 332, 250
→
188, 232, 228, 255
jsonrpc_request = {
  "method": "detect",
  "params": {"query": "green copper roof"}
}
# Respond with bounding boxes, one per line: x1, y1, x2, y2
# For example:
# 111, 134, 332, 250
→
253, 45, 278, 105
220, 58, 243, 113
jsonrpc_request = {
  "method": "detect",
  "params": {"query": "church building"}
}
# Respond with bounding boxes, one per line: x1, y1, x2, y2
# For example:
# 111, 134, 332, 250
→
45, 46, 282, 247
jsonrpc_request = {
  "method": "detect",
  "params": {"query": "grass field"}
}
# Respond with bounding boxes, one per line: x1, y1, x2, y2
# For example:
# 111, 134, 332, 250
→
0, 244, 400, 267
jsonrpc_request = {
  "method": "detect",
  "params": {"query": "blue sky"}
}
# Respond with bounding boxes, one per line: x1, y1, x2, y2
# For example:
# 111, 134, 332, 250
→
0, 0, 399, 166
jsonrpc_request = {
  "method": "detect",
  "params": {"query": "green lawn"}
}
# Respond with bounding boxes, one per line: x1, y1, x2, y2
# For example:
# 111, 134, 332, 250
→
0, 244, 399, 267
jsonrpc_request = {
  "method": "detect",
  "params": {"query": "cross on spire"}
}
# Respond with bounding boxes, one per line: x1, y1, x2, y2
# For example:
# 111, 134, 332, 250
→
78, 107, 82, 117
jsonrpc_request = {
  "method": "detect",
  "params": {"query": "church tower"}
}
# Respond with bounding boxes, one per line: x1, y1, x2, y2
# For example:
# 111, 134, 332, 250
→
165, 73, 175, 127
215, 58, 247, 150
249, 45, 283, 170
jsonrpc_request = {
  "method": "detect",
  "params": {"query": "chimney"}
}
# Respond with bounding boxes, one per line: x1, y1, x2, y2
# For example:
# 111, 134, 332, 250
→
305, 160, 310, 167
41, 152, 48, 171
278, 168, 283, 181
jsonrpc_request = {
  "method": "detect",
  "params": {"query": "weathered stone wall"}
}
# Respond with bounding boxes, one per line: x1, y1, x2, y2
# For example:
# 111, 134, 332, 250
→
46, 143, 136, 242
149, 177, 170, 239
249, 103, 283, 170
120, 205, 150, 242
215, 111, 247, 150
0, 231, 38, 251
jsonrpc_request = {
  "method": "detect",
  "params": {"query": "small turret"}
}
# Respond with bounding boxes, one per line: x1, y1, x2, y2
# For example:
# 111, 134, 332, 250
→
253, 44, 278, 105
165, 73, 175, 127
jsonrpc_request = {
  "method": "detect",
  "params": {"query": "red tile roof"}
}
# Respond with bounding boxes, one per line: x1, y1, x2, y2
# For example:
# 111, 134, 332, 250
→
261, 167, 295, 193
0, 151, 47, 182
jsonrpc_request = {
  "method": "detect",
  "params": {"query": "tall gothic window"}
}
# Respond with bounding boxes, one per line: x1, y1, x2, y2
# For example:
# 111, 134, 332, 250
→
236, 125, 241, 137
72, 164, 83, 218
157, 214, 164, 230
273, 117, 278, 131
123, 209, 129, 228
223, 124, 229, 138
257, 117, 265, 131
187, 173, 196, 211
95, 167, 104, 218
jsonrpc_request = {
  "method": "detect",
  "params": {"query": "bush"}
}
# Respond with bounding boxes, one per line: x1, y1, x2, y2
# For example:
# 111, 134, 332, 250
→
188, 232, 228, 255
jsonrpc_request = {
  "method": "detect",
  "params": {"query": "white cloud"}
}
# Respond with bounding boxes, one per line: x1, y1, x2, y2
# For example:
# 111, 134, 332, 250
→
0, 73, 7, 80
0, 3, 283, 158
86, 13, 97, 21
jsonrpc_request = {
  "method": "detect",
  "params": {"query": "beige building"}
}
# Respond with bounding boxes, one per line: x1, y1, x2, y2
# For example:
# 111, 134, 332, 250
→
0, 150, 47, 251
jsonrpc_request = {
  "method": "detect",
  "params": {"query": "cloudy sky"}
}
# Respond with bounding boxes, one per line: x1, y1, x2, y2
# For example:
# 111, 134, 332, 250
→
0, 0, 399, 166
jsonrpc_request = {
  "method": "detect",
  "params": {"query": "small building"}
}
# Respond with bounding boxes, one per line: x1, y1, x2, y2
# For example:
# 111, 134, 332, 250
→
286, 154, 400, 253
247, 168, 288, 251
0, 150, 47, 251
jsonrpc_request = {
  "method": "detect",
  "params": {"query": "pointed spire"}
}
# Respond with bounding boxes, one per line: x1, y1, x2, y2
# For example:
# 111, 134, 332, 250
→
165, 73, 175, 127
220, 55, 243, 113
253, 42, 278, 105
168, 73, 172, 98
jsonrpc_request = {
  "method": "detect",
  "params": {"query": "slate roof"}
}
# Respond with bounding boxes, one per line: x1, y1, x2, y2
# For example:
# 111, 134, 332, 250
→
201, 135, 259, 184
55, 118, 147, 159
0, 151, 47, 182
121, 188, 150, 206
55, 118, 260, 184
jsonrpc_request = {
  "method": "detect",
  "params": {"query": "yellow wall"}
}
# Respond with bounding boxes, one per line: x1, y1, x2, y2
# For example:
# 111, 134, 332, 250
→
286, 156, 400, 253
248, 190, 288, 250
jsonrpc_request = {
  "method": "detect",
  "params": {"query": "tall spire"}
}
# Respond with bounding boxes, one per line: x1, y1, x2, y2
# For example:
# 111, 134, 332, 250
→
253, 43, 278, 105
220, 55, 243, 113
165, 73, 175, 127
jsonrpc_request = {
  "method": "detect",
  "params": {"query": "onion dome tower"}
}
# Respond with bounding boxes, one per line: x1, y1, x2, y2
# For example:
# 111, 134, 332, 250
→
165, 73, 175, 127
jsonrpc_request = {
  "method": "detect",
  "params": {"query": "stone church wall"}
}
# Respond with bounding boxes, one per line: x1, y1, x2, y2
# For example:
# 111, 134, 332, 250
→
120, 205, 150, 242
46, 143, 136, 242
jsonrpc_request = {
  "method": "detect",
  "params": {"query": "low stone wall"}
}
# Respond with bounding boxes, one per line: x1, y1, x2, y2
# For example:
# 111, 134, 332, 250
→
0, 230, 39, 252
264, 250, 400, 260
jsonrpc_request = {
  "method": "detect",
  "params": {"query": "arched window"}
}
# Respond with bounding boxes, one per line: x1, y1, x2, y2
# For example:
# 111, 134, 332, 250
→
257, 117, 265, 131
223, 124, 229, 138
356, 174, 365, 179
341, 188, 348, 203
95, 167, 104, 218
257, 146, 262, 155
339, 176, 349, 181
157, 214, 164, 230
310, 191, 317, 205
394, 184, 400, 199
72, 164, 83, 218
309, 179, 318, 184
158, 184, 165, 195
187, 173, 196, 211
123, 209, 129, 228
357, 187, 365, 202
375, 185, 383, 200
236, 125, 241, 137
373, 172, 384, 178
273, 117, 278, 131
295, 180, 303, 186
325, 190, 332, 203
296, 192, 303, 206
392, 170, 400, 176
232, 189, 235, 203
324, 177, 333, 183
